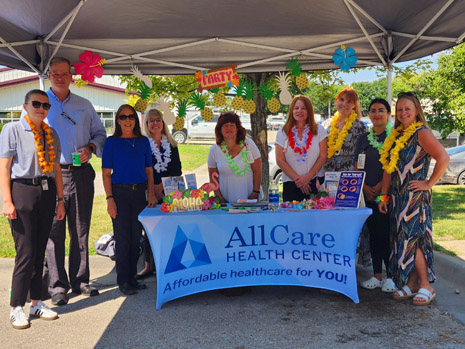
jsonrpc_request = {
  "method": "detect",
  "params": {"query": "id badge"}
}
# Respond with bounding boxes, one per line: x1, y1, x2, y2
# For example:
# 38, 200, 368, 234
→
246, 150, 255, 164
357, 153, 366, 169
41, 179, 49, 191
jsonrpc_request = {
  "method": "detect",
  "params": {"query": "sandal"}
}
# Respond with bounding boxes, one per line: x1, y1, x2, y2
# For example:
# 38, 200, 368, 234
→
413, 288, 436, 306
360, 276, 383, 290
392, 285, 417, 300
381, 278, 396, 293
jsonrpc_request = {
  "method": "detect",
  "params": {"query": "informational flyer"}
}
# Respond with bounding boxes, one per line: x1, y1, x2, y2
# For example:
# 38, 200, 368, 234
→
162, 176, 186, 196
185, 174, 197, 190
324, 172, 341, 197
334, 171, 366, 209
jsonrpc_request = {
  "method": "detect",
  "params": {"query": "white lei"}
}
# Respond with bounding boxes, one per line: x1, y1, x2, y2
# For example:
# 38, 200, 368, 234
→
148, 135, 172, 173
291, 125, 311, 163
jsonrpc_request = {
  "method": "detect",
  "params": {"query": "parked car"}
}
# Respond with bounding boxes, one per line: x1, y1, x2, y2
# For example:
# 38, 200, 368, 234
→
428, 144, 465, 185
267, 116, 286, 130
171, 113, 252, 144
268, 143, 282, 185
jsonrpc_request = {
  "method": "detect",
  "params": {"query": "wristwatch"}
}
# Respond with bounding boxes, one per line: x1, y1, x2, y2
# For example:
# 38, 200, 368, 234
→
87, 144, 95, 153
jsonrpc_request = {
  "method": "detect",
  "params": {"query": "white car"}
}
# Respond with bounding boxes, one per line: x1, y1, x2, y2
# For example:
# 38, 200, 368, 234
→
171, 113, 252, 143
267, 116, 286, 130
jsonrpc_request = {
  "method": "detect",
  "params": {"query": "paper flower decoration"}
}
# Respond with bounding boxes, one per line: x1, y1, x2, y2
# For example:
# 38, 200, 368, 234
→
332, 45, 358, 72
74, 51, 105, 83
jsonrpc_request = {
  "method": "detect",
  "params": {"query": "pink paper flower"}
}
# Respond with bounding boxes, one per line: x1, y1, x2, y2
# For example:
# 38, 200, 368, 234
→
74, 51, 105, 83
172, 190, 182, 200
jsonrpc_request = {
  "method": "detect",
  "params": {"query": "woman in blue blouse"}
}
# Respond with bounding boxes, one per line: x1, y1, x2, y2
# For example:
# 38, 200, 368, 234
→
102, 104, 157, 295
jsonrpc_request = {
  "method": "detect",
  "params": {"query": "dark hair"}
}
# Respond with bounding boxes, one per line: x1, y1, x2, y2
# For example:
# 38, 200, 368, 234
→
25, 89, 48, 104
368, 98, 391, 113
283, 95, 317, 135
112, 104, 143, 138
215, 112, 246, 145
395, 93, 429, 128
49, 57, 72, 71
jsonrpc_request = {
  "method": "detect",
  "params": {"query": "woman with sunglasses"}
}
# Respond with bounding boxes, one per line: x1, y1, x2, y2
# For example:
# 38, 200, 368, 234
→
0, 89, 65, 329
102, 104, 157, 295
135, 108, 182, 280
378, 92, 449, 305
354, 98, 395, 293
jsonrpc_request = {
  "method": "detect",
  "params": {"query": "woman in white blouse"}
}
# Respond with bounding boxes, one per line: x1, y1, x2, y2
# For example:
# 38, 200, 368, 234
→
275, 95, 328, 202
207, 112, 262, 203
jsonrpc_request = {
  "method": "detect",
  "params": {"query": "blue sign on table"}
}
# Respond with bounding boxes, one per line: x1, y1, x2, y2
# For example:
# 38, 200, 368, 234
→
334, 171, 365, 209
139, 208, 371, 309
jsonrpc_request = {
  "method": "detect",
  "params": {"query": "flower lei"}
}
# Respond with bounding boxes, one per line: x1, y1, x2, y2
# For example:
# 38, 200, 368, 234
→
327, 110, 358, 158
148, 136, 172, 173
379, 122, 423, 174
220, 140, 251, 177
25, 115, 56, 174
367, 123, 392, 151
288, 125, 313, 163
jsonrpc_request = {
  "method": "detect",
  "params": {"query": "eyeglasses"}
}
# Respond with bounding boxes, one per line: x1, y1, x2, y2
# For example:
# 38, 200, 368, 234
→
30, 101, 51, 110
148, 119, 163, 124
61, 112, 76, 125
397, 91, 417, 99
369, 108, 387, 114
118, 114, 137, 120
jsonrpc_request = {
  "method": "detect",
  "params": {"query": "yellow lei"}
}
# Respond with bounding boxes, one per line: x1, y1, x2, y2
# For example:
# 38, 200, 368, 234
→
25, 115, 56, 174
379, 122, 423, 174
327, 110, 358, 158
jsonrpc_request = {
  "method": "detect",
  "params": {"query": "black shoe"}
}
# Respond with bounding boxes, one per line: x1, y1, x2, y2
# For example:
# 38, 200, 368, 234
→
130, 280, 147, 290
119, 283, 137, 295
72, 285, 99, 297
51, 292, 68, 306
135, 270, 154, 280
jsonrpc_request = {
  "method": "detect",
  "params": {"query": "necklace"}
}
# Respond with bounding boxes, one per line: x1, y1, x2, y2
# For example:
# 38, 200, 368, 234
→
379, 122, 423, 174
25, 115, 56, 174
367, 123, 392, 151
125, 138, 135, 148
148, 135, 172, 173
327, 110, 358, 158
220, 140, 251, 176
288, 125, 313, 163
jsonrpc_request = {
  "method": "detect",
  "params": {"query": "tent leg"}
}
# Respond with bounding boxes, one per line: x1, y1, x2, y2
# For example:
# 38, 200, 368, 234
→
39, 75, 46, 91
387, 63, 393, 111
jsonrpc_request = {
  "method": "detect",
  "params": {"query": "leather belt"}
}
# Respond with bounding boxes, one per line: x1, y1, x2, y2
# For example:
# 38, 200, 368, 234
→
112, 183, 147, 191
60, 162, 89, 171
12, 176, 52, 186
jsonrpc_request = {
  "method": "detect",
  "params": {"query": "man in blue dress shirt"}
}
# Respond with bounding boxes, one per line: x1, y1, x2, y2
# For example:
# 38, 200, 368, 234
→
45, 57, 107, 305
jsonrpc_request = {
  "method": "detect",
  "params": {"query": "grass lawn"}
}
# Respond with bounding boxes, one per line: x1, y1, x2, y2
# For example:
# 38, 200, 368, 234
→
1, 181, 464, 257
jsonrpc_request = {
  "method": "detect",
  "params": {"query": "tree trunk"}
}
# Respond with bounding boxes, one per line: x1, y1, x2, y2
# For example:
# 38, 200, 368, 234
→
245, 73, 272, 199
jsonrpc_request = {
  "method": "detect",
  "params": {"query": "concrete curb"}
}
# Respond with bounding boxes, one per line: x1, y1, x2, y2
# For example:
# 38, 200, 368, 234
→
435, 251, 465, 288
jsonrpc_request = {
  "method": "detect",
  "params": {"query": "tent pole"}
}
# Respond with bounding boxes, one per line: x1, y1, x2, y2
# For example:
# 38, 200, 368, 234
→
387, 63, 393, 111
39, 75, 46, 91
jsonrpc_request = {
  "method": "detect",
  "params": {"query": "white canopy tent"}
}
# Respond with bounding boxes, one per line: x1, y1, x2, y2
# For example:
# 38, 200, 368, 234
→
1, 0, 465, 102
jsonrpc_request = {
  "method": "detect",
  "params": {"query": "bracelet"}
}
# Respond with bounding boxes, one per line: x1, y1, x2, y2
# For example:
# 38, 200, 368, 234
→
106, 195, 114, 200
376, 194, 389, 204
57, 197, 64, 202
253, 190, 260, 194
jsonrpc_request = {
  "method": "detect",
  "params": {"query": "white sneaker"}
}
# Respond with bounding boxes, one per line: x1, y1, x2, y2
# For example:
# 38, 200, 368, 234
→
10, 306, 30, 329
29, 301, 58, 320
360, 276, 383, 290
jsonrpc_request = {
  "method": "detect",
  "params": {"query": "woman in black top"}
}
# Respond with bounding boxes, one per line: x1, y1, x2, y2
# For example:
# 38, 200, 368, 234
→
354, 98, 395, 293
136, 108, 182, 279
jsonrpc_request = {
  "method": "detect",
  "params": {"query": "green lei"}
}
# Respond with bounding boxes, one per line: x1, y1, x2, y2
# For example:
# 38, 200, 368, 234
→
367, 123, 392, 151
220, 140, 251, 177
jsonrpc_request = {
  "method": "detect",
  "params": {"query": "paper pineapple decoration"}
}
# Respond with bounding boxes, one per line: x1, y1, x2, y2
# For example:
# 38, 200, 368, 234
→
211, 88, 226, 107
231, 81, 245, 111
243, 81, 256, 114
173, 99, 187, 131
157, 96, 176, 125
131, 64, 153, 113
259, 81, 281, 114
287, 58, 308, 90
277, 72, 292, 105
190, 92, 214, 122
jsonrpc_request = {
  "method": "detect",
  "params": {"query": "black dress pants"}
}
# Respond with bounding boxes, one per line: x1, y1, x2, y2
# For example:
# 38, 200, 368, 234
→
111, 184, 147, 286
10, 180, 56, 307
366, 201, 391, 276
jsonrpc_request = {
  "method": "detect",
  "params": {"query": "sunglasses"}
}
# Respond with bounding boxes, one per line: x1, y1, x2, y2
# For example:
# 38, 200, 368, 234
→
118, 114, 137, 120
30, 101, 51, 110
397, 91, 417, 99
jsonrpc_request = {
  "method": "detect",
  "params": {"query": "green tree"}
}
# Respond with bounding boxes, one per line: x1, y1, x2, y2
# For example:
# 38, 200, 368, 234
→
420, 43, 465, 138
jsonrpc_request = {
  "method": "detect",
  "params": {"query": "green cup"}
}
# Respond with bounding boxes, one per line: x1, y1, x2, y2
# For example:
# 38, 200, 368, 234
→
72, 152, 82, 166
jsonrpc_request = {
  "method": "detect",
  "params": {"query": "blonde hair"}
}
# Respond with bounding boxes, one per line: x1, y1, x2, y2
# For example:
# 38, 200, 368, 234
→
394, 94, 430, 129
282, 95, 317, 135
144, 109, 178, 147
335, 87, 362, 119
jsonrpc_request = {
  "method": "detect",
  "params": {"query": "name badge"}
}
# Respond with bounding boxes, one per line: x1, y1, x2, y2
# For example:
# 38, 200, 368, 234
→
41, 179, 49, 191
246, 150, 255, 164
357, 153, 366, 170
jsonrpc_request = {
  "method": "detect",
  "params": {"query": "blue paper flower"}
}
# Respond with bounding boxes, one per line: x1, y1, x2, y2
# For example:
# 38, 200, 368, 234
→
332, 45, 358, 71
